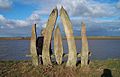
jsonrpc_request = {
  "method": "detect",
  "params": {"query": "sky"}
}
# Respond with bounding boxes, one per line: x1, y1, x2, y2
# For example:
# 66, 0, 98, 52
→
0, 0, 120, 37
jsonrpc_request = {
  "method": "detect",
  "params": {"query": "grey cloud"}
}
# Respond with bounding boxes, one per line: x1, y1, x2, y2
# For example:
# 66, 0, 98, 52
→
0, 26, 32, 37
27, 13, 41, 24
0, 13, 42, 29
0, 0, 12, 9
68, 18, 120, 36
117, 0, 120, 8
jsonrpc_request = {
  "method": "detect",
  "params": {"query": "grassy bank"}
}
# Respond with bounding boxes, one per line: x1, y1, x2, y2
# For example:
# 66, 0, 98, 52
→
0, 36, 120, 40
0, 59, 120, 77
0, 37, 30, 40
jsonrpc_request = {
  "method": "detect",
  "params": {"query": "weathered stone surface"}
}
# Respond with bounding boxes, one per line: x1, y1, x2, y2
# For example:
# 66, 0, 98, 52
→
81, 22, 89, 67
30, 24, 39, 66
42, 7, 58, 65
60, 7, 77, 67
54, 25, 63, 65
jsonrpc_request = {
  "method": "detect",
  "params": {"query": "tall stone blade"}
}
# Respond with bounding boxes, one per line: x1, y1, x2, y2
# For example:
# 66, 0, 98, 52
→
30, 24, 39, 66
81, 22, 89, 67
60, 7, 77, 67
42, 7, 58, 65
54, 25, 63, 65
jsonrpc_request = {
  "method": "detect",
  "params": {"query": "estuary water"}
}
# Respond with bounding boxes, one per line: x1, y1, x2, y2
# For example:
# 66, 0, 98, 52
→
0, 40, 120, 60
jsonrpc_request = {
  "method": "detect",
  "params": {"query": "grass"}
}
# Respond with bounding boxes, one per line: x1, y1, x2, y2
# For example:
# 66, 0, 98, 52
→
0, 36, 120, 40
0, 37, 30, 40
0, 59, 120, 77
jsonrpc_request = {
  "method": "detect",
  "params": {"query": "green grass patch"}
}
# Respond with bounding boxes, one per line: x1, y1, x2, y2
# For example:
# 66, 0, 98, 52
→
0, 59, 120, 77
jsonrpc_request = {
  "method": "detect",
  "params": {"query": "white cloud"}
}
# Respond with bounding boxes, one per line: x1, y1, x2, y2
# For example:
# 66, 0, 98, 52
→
109, 28, 120, 32
0, 14, 5, 20
0, 15, 7, 27
5, 19, 29, 28
33, 9, 50, 16
27, 13, 40, 24
15, 20, 29, 27
0, 12, 43, 29
41, 23, 47, 28
0, 0, 12, 9
58, 0, 119, 17
0, 14, 30, 28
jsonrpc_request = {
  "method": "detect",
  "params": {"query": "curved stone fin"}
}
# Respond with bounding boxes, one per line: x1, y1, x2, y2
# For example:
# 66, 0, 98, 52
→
42, 7, 58, 66
30, 24, 39, 66
54, 25, 63, 65
81, 21, 89, 67
60, 7, 77, 67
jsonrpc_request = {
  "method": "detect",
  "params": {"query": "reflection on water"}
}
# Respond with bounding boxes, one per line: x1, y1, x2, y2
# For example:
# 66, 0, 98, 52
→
0, 40, 120, 60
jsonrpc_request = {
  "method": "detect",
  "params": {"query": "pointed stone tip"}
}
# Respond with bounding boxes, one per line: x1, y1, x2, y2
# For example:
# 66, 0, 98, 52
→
32, 24, 36, 26
60, 6, 64, 11
50, 7, 58, 16
81, 21, 84, 24
81, 21, 86, 34
32, 24, 36, 28
55, 6, 57, 9
53, 6, 58, 12
61, 6, 64, 9
60, 6, 65, 15
81, 21, 85, 26
35, 24, 36, 27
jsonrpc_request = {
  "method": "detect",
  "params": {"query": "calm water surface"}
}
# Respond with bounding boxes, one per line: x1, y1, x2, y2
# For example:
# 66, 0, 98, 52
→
0, 40, 120, 60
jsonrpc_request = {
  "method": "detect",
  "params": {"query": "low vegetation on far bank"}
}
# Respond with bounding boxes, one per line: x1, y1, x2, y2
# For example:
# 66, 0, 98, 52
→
0, 36, 120, 40
0, 59, 120, 77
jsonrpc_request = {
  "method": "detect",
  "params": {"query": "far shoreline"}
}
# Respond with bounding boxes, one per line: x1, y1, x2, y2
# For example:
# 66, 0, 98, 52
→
0, 36, 120, 40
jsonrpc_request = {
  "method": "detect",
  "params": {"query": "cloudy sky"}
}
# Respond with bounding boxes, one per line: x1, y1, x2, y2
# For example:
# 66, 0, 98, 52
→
0, 0, 120, 37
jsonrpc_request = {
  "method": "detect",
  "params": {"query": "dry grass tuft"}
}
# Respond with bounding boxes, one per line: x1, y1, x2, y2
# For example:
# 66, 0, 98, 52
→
0, 59, 120, 77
